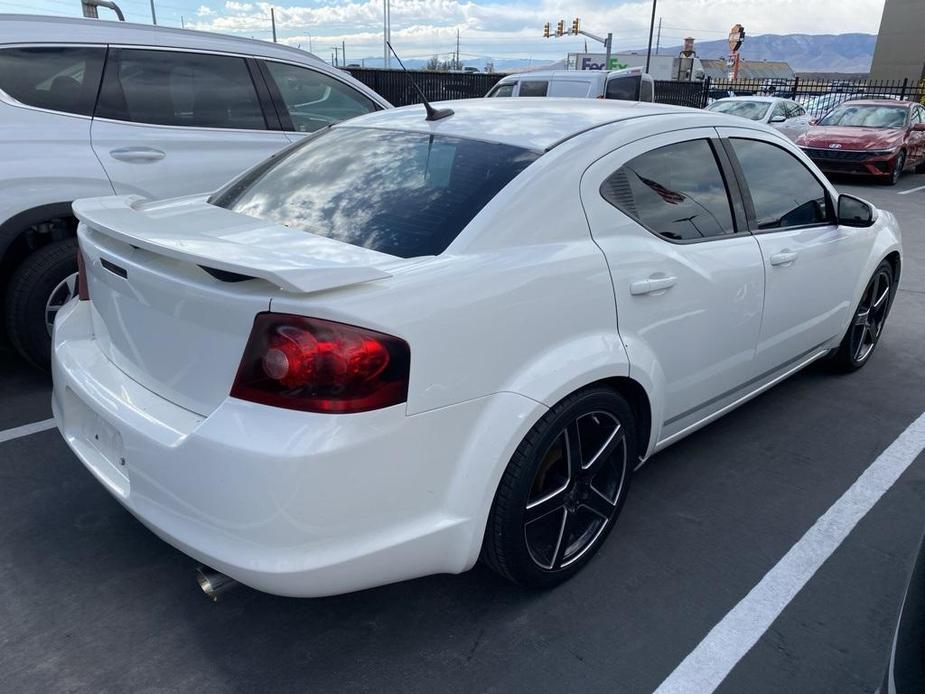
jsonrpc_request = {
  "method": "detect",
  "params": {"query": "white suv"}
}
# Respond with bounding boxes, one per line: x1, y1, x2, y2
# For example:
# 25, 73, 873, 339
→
0, 14, 390, 367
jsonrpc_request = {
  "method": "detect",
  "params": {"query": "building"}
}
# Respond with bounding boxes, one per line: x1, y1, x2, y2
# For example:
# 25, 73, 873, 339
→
870, 0, 925, 82
700, 59, 795, 81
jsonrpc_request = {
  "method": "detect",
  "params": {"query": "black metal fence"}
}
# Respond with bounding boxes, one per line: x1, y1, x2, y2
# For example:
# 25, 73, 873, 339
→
342, 68, 925, 117
343, 67, 502, 106
702, 77, 925, 117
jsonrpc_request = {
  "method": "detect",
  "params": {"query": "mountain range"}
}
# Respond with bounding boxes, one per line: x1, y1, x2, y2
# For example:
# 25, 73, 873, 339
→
348, 33, 877, 75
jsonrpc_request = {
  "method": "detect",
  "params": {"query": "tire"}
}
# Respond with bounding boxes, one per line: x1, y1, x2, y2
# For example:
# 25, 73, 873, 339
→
481, 386, 637, 588
5, 238, 78, 369
886, 150, 906, 186
831, 260, 895, 372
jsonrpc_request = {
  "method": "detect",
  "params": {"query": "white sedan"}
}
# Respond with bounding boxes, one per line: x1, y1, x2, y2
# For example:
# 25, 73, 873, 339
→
53, 99, 901, 597
706, 96, 813, 141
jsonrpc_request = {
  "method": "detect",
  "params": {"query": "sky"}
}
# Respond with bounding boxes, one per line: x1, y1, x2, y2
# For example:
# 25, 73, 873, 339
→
13, 0, 887, 62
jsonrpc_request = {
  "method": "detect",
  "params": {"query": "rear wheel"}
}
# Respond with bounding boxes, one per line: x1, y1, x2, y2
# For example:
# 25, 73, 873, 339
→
5, 238, 78, 369
832, 261, 894, 372
482, 387, 636, 588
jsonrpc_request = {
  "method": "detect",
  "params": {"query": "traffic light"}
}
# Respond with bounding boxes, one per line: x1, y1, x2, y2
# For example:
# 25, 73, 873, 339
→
571, 18, 580, 35
543, 22, 550, 38
556, 19, 565, 37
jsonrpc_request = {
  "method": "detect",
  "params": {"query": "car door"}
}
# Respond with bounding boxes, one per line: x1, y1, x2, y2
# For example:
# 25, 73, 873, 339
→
581, 129, 765, 442
907, 106, 925, 166
717, 127, 871, 374
256, 59, 380, 142
91, 47, 290, 199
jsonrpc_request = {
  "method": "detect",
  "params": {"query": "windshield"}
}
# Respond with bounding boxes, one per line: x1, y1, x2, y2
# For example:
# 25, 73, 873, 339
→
212, 127, 540, 258
706, 100, 770, 121
819, 104, 908, 128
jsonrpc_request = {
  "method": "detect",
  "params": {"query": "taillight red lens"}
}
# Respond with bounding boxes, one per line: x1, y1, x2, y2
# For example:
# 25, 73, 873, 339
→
76, 249, 89, 301
230, 313, 410, 414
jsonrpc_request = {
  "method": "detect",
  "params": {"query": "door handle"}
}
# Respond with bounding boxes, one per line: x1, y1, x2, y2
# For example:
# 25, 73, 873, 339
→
630, 275, 677, 295
769, 250, 799, 267
109, 147, 166, 162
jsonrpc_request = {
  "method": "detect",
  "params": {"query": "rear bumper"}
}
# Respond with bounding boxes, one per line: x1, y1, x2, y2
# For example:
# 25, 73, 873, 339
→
52, 299, 542, 597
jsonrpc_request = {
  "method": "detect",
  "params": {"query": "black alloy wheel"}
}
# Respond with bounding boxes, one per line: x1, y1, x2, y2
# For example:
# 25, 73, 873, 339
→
482, 387, 636, 587
833, 261, 894, 371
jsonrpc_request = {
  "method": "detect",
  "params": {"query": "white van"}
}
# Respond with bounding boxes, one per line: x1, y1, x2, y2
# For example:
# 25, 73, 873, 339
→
486, 67, 655, 102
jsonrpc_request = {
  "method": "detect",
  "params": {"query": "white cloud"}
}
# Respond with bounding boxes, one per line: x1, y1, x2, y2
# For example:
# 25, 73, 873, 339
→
186, 0, 886, 59
196, 5, 216, 16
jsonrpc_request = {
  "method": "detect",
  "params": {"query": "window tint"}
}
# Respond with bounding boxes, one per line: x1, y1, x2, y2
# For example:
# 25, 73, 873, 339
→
263, 62, 376, 133
605, 76, 640, 101
212, 127, 540, 258
518, 81, 548, 97
97, 49, 266, 129
730, 138, 830, 230
547, 80, 592, 97
0, 46, 104, 116
487, 83, 514, 97
600, 139, 735, 241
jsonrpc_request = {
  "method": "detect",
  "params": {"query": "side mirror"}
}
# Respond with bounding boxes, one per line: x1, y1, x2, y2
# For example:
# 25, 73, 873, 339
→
838, 194, 875, 228
912, 122, 925, 132
808, 118, 818, 126
769, 114, 786, 123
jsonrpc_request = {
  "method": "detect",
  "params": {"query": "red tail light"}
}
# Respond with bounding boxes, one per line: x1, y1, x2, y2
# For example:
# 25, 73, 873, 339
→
76, 249, 90, 301
230, 313, 410, 414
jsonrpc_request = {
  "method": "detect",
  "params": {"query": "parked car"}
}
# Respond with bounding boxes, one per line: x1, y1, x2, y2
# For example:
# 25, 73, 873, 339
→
706, 96, 812, 140
878, 532, 925, 693
796, 99, 925, 185
0, 14, 389, 368
486, 67, 655, 102
53, 99, 901, 597
800, 91, 864, 118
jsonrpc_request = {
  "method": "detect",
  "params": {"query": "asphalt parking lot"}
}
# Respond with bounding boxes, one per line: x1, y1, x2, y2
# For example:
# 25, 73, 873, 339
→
1, 175, 924, 694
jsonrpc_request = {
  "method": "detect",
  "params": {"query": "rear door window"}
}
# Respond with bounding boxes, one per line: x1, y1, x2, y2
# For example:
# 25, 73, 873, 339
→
262, 61, 377, 132
599, 139, 736, 241
605, 76, 640, 101
518, 81, 548, 97
0, 46, 105, 116
212, 127, 540, 258
97, 49, 266, 129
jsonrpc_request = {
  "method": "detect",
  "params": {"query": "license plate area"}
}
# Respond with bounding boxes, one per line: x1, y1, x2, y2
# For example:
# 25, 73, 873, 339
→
66, 388, 130, 497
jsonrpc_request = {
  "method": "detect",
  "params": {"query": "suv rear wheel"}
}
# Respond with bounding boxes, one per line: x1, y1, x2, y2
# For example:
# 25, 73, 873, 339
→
5, 238, 78, 369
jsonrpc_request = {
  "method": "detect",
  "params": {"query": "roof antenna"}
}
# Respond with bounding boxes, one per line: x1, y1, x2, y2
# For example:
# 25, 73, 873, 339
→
386, 41, 454, 121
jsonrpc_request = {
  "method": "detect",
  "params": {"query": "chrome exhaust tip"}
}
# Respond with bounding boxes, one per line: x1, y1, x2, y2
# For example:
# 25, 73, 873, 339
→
195, 565, 238, 601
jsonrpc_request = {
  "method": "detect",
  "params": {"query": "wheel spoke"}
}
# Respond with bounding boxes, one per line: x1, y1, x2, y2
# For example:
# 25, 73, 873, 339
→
583, 486, 617, 520
855, 325, 871, 361
583, 423, 623, 473
525, 486, 568, 524
564, 420, 583, 479
551, 509, 575, 570
854, 308, 870, 327
873, 282, 890, 310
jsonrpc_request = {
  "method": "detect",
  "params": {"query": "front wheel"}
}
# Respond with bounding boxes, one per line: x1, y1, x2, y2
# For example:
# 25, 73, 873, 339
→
5, 238, 78, 369
886, 150, 906, 186
481, 387, 636, 588
832, 261, 894, 372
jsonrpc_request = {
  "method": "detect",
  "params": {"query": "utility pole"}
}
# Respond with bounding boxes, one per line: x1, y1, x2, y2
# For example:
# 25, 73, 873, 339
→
645, 0, 657, 72
180, 15, 184, 28
149, 0, 157, 24
382, 0, 390, 68
342, 40, 346, 65
655, 17, 661, 55
456, 28, 460, 70
270, 7, 277, 43
331, 46, 340, 66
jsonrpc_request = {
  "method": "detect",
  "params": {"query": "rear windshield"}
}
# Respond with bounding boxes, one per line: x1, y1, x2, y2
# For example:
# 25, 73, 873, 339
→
212, 127, 540, 258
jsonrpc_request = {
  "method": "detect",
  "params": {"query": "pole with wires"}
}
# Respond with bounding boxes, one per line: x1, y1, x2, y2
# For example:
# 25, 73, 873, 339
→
271, 7, 277, 42
149, 0, 157, 24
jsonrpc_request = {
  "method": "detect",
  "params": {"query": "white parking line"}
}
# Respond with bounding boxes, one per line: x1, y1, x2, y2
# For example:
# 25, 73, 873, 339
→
897, 184, 925, 195
653, 411, 925, 694
0, 418, 57, 444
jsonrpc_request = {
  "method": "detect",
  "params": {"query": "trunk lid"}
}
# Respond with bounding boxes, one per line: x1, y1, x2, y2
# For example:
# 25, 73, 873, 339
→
73, 195, 404, 415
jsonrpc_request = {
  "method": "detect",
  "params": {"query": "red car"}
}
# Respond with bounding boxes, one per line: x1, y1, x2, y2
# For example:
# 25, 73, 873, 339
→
795, 99, 925, 185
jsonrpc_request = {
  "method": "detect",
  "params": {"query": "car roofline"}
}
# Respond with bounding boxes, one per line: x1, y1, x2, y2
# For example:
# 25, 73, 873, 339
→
542, 109, 704, 151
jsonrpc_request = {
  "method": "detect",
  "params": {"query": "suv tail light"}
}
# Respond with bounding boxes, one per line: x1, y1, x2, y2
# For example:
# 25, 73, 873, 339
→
76, 249, 89, 301
230, 313, 410, 414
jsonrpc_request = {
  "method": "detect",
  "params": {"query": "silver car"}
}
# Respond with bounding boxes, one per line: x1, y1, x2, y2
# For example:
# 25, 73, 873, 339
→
706, 96, 812, 141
